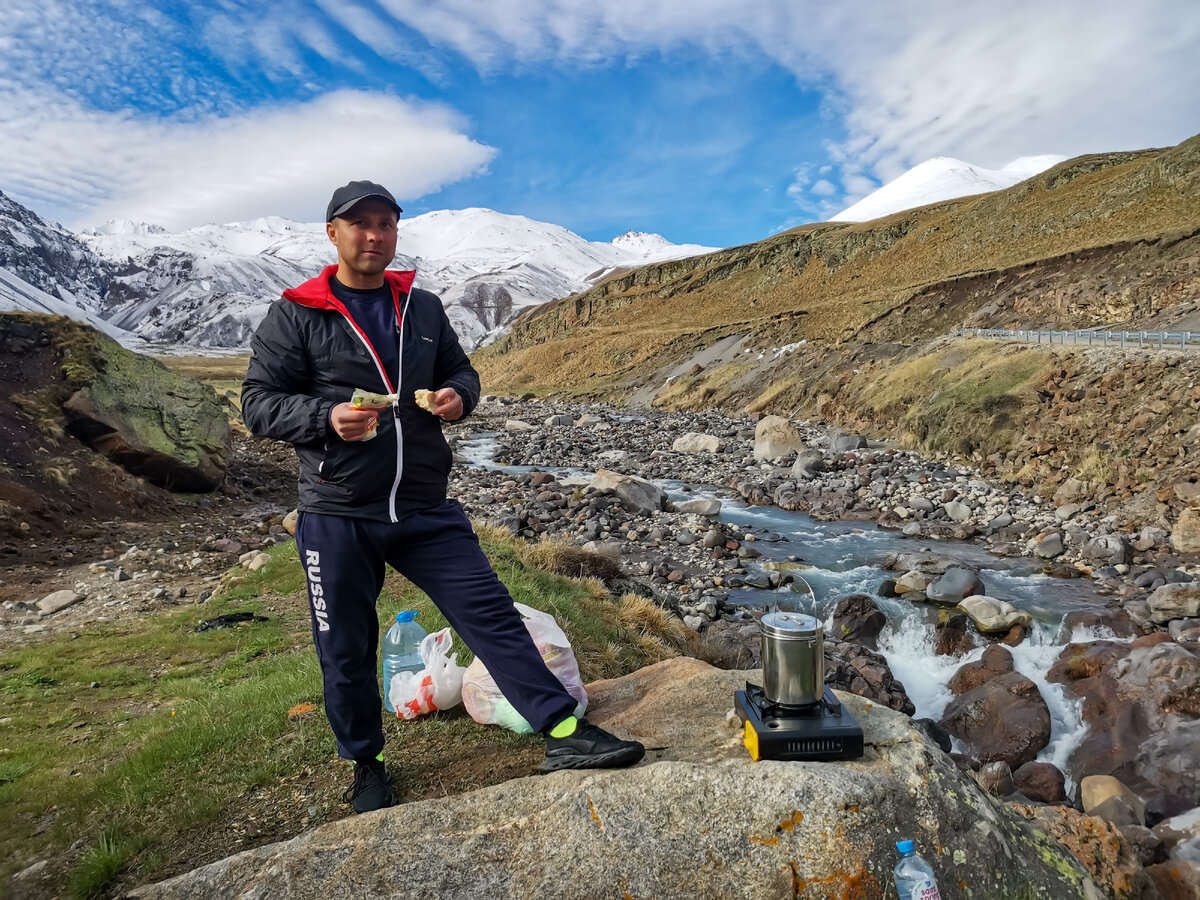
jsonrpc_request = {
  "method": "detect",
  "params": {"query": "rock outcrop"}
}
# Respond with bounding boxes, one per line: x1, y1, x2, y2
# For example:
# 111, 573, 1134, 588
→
5, 313, 230, 491
131, 659, 1099, 899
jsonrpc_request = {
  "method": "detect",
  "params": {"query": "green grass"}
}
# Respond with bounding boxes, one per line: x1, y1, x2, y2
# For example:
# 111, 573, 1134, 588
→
1, 530, 698, 897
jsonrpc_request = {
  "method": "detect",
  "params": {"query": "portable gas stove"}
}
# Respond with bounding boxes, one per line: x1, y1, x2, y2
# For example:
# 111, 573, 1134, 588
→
734, 581, 864, 762
735, 682, 864, 762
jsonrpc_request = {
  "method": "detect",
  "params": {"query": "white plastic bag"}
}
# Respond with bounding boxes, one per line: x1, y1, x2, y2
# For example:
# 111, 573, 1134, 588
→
388, 627, 466, 720
461, 602, 587, 733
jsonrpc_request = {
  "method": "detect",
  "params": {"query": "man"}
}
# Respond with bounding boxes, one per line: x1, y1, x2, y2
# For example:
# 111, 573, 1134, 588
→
241, 180, 644, 814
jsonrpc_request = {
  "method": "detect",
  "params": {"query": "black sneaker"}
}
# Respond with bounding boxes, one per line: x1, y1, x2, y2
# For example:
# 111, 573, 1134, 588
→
539, 719, 645, 774
342, 758, 397, 814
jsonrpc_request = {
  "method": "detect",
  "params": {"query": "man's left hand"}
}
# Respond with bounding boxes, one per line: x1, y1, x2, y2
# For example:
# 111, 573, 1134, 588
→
431, 388, 463, 421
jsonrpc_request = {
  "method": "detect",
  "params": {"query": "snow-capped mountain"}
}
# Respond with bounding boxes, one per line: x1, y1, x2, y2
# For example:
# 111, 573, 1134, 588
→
832, 155, 1067, 223
0, 191, 115, 317
78, 209, 719, 350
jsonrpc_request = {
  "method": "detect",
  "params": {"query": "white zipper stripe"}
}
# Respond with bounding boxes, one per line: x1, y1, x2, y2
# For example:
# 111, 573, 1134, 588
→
387, 293, 412, 523
338, 311, 392, 392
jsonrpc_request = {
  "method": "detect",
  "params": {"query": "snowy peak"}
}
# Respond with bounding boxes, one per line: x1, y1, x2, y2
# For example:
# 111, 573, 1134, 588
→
833, 154, 1068, 223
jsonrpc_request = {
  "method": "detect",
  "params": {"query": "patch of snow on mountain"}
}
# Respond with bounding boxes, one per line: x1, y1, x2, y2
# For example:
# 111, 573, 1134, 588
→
832, 155, 1067, 223
0, 267, 131, 341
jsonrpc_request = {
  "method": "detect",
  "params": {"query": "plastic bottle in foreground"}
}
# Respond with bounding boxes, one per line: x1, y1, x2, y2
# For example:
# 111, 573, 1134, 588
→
382, 610, 425, 714
893, 840, 942, 900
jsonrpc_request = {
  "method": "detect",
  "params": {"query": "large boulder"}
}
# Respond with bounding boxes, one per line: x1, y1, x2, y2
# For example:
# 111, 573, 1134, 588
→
947, 644, 1014, 695
1147, 582, 1200, 624
588, 469, 666, 514
829, 594, 887, 651
925, 567, 986, 605
791, 448, 825, 479
957, 595, 1033, 634
1048, 637, 1200, 822
671, 432, 723, 453
1171, 508, 1200, 554
41, 319, 231, 491
130, 659, 1099, 900
939, 670, 1052, 769
752, 415, 804, 461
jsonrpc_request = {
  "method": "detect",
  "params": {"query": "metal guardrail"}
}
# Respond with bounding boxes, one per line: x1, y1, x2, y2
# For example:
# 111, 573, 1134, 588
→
953, 328, 1200, 351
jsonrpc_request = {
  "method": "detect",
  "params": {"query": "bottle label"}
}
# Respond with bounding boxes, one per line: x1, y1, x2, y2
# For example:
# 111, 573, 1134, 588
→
909, 882, 940, 900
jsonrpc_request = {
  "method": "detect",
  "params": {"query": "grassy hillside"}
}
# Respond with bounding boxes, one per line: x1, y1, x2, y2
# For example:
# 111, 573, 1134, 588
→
474, 134, 1199, 399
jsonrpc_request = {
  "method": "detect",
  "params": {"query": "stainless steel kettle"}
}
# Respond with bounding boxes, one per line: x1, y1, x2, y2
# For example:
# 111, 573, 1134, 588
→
759, 610, 825, 707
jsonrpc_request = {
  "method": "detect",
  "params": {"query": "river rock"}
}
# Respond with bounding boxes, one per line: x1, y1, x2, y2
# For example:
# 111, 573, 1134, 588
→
1048, 638, 1200, 822
1013, 761, 1068, 804
588, 469, 666, 515
957, 596, 1033, 634
1146, 859, 1200, 899
948, 645, 1014, 695
58, 326, 231, 491
752, 415, 803, 461
1147, 582, 1200, 623
504, 419, 537, 432
926, 567, 986, 605
283, 509, 298, 536
975, 760, 1015, 797
944, 501, 972, 523
676, 499, 721, 516
36, 589, 83, 615
1082, 535, 1128, 567
544, 414, 574, 426
1082, 776, 1148, 828
935, 614, 976, 657
129, 659, 1098, 900
830, 433, 868, 451
671, 433, 723, 453
829, 594, 887, 650
939, 670, 1051, 769
1171, 508, 1200, 553
791, 448, 825, 480
1012, 804, 1158, 900
894, 571, 927, 595
1032, 532, 1065, 559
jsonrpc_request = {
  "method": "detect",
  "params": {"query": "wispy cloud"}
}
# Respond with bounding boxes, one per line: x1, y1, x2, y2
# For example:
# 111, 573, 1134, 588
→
2, 0, 1196, 232
0, 87, 496, 229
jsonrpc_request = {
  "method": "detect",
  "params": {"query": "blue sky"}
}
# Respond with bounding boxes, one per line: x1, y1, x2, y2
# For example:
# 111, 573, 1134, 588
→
1, 1, 1197, 247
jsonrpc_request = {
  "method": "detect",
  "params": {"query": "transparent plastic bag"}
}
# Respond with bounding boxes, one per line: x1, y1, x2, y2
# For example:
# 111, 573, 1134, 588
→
388, 627, 465, 720
462, 602, 587, 733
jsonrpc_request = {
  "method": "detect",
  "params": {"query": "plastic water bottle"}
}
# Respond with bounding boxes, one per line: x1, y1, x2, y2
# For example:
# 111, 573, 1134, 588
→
893, 840, 942, 900
381, 610, 425, 714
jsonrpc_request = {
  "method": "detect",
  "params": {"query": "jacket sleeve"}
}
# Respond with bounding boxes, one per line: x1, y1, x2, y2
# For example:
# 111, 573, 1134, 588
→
431, 298, 481, 419
241, 301, 336, 444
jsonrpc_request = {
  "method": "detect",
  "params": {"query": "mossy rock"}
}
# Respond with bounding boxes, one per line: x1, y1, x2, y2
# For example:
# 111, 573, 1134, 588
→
10, 313, 231, 492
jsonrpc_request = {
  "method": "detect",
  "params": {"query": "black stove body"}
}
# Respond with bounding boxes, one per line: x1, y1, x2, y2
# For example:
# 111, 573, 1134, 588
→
735, 682, 865, 762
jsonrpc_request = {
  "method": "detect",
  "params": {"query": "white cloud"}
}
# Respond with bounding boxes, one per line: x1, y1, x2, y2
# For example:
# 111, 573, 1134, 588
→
363, 0, 1200, 206
810, 179, 835, 197
0, 88, 496, 229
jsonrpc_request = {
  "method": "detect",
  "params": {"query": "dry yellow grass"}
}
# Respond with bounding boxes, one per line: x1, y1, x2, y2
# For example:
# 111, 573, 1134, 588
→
475, 136, 1200, 401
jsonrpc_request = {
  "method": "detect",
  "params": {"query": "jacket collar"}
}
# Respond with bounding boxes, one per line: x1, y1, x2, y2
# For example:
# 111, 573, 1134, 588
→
281, 264, 417, 311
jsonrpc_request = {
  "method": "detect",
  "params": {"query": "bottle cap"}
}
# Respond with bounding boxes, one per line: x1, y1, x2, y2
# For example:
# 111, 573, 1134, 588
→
896, 840, 914, 853
395, 610, 419, 622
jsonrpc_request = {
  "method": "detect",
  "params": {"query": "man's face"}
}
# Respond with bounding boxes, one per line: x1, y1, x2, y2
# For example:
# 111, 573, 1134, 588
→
326, 199, 399, 283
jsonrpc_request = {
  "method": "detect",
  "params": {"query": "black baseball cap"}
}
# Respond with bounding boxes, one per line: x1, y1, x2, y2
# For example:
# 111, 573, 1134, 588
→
326, 180, 403, 221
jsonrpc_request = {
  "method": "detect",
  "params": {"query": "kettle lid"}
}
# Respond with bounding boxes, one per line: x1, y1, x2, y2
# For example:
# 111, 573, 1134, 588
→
759, 611, 822, 639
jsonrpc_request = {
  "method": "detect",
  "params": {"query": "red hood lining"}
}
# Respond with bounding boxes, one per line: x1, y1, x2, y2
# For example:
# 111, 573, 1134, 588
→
282, 264, 417, 310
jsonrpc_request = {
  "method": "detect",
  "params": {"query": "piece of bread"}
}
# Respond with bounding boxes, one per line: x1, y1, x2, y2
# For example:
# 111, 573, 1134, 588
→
414, 389, 437, 413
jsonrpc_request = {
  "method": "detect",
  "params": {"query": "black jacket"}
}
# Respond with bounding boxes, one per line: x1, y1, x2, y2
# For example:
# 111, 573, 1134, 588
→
241, 265, 480, 521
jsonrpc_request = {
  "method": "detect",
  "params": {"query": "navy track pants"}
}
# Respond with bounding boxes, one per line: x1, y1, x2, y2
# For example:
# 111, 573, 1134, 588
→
295, 500, 578, 761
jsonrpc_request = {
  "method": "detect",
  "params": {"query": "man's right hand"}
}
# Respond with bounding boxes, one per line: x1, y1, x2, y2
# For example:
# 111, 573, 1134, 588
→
330, 402, 381, 441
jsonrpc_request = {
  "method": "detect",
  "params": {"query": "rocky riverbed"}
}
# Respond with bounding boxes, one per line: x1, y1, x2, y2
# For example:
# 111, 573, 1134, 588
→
8, 396, 1200, 895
